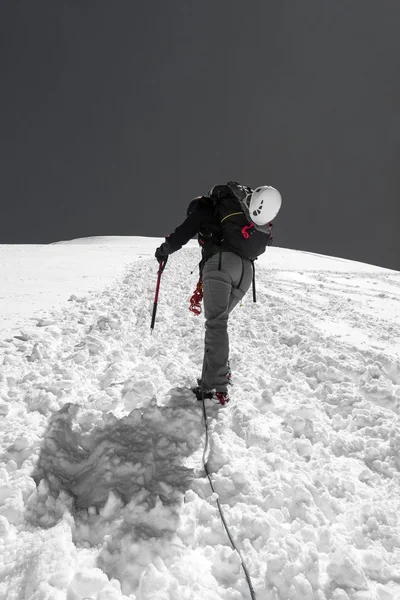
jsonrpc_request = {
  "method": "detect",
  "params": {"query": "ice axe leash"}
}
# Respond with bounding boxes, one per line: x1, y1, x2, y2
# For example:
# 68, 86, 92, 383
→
150, 258, 168, 333
199, 388, 257, 599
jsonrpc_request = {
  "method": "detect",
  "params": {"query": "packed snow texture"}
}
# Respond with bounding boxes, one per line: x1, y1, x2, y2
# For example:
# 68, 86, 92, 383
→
0, 237, 399, 600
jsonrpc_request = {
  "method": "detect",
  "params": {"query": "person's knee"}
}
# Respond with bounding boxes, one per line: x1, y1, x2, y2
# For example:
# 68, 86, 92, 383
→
205, 316, 228, 328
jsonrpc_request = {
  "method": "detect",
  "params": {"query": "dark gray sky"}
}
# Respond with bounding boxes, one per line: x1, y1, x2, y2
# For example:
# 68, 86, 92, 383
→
1, 1, 399, 270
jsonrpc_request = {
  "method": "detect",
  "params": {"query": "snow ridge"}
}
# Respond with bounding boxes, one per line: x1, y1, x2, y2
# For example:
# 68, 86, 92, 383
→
0, 248, 400, 600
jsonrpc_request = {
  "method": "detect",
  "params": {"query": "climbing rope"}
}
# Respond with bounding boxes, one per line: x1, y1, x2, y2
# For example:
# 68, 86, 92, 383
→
189, 276, 203, 315
200, 392, 257, 600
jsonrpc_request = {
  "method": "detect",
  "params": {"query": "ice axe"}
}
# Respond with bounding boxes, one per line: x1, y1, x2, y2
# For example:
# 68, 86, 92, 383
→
151, 258, 168, 332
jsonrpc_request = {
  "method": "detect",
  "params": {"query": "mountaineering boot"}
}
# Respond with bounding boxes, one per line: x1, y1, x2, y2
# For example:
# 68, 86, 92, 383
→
196, 362, 232, 394
192, 386, 214, 401
192, 386, 230, 405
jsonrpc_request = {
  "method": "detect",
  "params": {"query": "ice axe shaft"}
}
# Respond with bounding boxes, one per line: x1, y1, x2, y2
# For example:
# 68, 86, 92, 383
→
151, 259, 168, 332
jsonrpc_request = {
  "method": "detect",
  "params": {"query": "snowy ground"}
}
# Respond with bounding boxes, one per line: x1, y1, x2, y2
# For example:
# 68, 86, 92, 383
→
0, 237, 156, 339
0, 237, 399, 600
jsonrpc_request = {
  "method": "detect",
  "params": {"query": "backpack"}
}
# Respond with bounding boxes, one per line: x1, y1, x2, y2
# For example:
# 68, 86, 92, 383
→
207, 181, 273, 260
188, 183, 275, 313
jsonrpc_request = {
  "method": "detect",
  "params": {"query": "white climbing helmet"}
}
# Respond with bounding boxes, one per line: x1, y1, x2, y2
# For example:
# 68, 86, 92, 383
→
248, 186, 282, 225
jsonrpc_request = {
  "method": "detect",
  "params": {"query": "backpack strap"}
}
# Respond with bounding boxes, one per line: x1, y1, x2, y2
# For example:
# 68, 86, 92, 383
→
221, 211, 243, 223
251, 260, 257, 303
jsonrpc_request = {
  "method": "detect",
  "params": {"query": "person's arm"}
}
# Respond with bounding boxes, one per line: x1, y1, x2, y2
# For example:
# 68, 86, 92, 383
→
155, 206, 203, 260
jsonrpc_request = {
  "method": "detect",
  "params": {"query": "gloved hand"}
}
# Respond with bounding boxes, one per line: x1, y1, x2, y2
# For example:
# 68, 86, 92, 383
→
155, 242, 170, 262
155, 247, 167, 262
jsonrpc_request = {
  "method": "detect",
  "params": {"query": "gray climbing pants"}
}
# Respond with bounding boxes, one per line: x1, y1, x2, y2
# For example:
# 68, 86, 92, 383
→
201, 251, 253, 393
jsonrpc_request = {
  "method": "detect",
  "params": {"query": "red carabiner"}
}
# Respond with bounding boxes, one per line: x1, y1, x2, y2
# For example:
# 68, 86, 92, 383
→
242, 223, 254, 239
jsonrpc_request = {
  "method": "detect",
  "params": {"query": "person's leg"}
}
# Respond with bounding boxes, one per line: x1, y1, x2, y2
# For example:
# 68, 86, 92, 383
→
201, 253, 252, 392
201, 254, 231, 392
227, 263, 252, 313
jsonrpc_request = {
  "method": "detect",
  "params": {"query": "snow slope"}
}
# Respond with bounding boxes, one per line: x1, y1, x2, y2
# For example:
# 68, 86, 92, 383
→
0, 237, 399, 600
0, 237, 161, 339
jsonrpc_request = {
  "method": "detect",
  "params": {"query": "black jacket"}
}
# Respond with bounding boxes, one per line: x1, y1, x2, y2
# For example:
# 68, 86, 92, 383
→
160, 197, 220, 261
